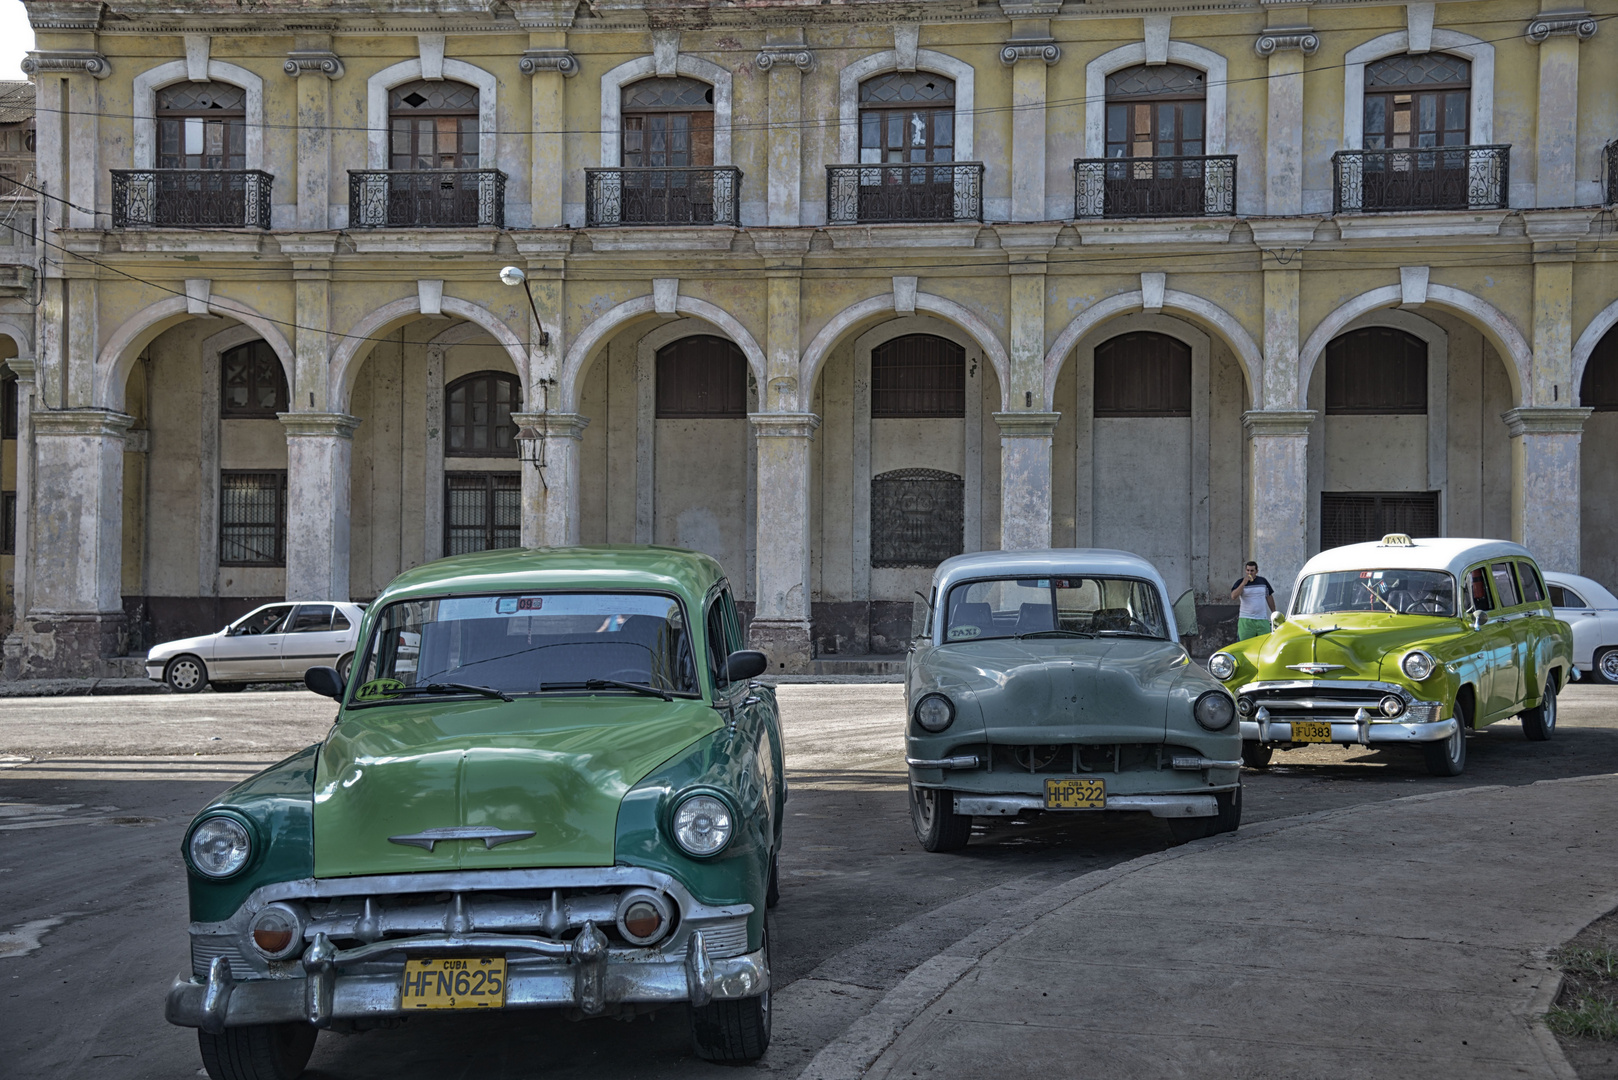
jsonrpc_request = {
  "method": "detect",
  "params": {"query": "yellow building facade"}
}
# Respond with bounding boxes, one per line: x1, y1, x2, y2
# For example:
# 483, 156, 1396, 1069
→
4, 0, 1615, 676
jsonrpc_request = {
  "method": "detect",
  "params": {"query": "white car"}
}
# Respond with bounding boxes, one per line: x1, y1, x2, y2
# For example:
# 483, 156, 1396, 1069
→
1544, 572, 1618, 684
144, 601, 367, 693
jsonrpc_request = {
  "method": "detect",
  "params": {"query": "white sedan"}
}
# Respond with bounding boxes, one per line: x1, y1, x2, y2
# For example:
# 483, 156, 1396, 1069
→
1545, 572, 1618, 684
144, 601, 366, 693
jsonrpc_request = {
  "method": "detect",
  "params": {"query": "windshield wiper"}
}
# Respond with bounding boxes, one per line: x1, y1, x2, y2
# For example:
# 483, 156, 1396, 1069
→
1094, 630, 1167, 640
1015, 629, 1095, 639
388, 682, 513, 702
542, 679, 673, 702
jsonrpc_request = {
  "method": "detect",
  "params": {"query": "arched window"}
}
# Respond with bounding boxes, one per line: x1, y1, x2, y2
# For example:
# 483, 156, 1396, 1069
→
622, 77, 714, 169
1324, 327, 1427, 414
859, 72, 955, 165
1582, 327, 1618, 411
446, 371, 520, 456
1094, 332, 1192, 417
656, 336, 747, 418
1364, 53, 1470, 150
390, 80, 479, 170
871, 335, 965, 418
157, 82, 245, 171
220, 340, 288, 418
1104, 64, 1206, 161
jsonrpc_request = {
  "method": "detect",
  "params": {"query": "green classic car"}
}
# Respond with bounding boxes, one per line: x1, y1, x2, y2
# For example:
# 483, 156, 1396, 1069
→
1209, 536, 1575, 777
165, 546, 782, 1078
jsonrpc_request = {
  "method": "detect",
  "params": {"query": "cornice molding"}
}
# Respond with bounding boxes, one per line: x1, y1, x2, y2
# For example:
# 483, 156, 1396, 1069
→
755, 46, 815, 73
1526, 12, 1597, 42
999, 38, 1061, 65
1502, 407, 1594, 437
507, 0, 577, 28
23, 2, 104, 31
21, 50, 112, 79
519, 48, 580, 76
1254, 27, 1319, 56
283, 50, 345, 79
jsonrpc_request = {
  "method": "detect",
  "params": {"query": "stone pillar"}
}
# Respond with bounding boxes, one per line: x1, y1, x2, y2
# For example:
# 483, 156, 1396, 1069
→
515, 411, 589, 547
995, 412, 1060, 550
757, 42, 812, 227
2, 356, 36, 674
66, 275, 96, 407
1527, 11, 1596, 207
1254, 28, 1318, 216
520, 42, 578, 228
1242, 411, 1314, 609
285, 40, 344, 230
1000, 24, 1060, 222
749, 413, 819, 672
280, 412, 359, 601
1504, 407, 1591, 572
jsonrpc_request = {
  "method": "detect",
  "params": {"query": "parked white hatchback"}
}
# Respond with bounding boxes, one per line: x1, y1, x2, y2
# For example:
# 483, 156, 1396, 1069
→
144, 602, 366, 693
1544, 572, 1618, 684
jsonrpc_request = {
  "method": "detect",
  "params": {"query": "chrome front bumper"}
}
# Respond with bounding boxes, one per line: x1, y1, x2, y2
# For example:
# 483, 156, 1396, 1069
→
1240, 716, 1459, 745
954, 792, 1222, 818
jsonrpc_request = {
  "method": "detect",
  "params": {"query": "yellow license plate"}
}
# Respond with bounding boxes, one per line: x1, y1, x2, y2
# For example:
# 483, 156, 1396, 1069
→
401, 957, 507, 1010
1044, 777, 1106, 810
1290, 720, 1334, 743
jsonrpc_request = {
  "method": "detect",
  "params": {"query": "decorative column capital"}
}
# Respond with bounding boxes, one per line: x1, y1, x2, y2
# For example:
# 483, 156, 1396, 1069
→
1502, 406, 1593, 437
283, 51, 345, 79
992, 411, 1061, 437
278, 411, 361, 439
31, 408, 134, 437
519, 49, 581, 77
1241, 409, 1316, 437
513, 411, 589, 440
21, 50, 111, 78
997, 0, 1064, 16
999, 39, 1062, 66
748, 412, 821, 439
1254, 28, 1320, 57
3, 354, 36, 383
1527, 12, 1597, 42
755, 46, 814, 73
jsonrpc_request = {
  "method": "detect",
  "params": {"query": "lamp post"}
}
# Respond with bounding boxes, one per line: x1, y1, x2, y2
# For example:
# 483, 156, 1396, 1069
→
499, 264, 550, 348
500, 265, 550, 475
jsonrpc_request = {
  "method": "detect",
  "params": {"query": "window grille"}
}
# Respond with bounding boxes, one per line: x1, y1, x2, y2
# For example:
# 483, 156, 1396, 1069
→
220, 471, 286, 567
871, 468, 964, 568
445, 473, 522, 556
1324, 328, 1427, 414
1582, 327, 1618, 410
871, 335, 965, 418
446, 371, 520, 456
221, 340, 288, 418
1320, 492, 1438, 551
656, 336, 748, 418
1094, 332, 1192, 417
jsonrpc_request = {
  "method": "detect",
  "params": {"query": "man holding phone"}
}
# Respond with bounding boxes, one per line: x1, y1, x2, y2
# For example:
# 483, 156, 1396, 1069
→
1230, 560, 1276, 640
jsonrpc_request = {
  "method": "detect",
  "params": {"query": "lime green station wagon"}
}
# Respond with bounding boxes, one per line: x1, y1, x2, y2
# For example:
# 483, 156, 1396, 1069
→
1208, 536, 1574, 777
165, 547, 782, 1078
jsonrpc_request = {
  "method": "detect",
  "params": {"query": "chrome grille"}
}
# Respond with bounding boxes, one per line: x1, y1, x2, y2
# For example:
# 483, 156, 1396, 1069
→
191, 935, 253, 979
1243, 683, 1405, 721
698, 917, 750, 958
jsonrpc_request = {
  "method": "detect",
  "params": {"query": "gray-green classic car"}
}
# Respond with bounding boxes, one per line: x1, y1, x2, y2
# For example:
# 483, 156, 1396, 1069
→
906, 549, 1242, 850
165, 547, 782, 1078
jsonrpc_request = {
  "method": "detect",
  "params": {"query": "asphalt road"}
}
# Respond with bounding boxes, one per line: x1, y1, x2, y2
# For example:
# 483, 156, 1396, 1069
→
2, 683, 1616, 1079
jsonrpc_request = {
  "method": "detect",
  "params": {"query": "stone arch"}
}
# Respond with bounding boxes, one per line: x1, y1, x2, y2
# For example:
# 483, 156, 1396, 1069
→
1043, 289, 1261, 410
0, 318, 32, 357
599, 55, 734, 168
800, 292, 1011, 412
94, 294, 294, 411
368, 58, 499, 170
132, 59, 265, 171
1084, 41, 1227, 159
1573, 298, 1618, 405
558, 293, 765, 412
330, 295, 528, 413
1342, 31, 1495, 149
838, 49, 975, 163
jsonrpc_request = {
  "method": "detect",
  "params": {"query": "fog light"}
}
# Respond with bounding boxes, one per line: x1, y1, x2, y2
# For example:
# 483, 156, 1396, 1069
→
1236, 696, 1255, 717
1379, 694, 1406, 718
248, 903, 304, 960
615, 889, 673, 945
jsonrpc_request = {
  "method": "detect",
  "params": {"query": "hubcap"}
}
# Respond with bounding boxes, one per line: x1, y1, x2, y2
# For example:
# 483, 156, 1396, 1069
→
1603, 652, 1618, 681
171, 662, 199, 689
1449, 724, 1463, 763
1545, 690, 1556, 732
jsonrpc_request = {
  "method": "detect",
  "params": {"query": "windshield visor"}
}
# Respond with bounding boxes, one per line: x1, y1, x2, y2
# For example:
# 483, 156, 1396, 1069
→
1292, 570, 1457, 617
942, 576, 1169, 642
353, 592, 699, 701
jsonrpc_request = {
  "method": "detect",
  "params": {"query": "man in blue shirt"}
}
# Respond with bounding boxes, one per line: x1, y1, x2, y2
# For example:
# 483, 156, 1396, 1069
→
1230, 561, 1276, 640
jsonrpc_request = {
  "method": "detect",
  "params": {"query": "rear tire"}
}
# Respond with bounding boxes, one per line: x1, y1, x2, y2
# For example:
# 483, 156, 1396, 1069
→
689, 929, 771, 1062
198, 1023, 317, 1080
1521, 679, 1558, 742
1424, 699, 1469, 776
1240, 741, 1273, 769
336, 653, 353, 683
165, 655, 208, 694
1594, 647, 1618, 686
909, 783, 971, 852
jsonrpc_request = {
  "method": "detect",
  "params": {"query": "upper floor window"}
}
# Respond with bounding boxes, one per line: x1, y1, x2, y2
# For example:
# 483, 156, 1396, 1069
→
622, 78, 714, 169
871, 334, 965, 418
656, 335, 747, 418
157, 83, 245, 171
1365, 53, 1470, 149
390, 80, 479, 170
1094, 332, 1192, 417
1105, 64, 1205, 160
2, 371, 16, 438
220, 340, 288, 419
1581, 326, 1618, 411
1325, 327, 1427, 414
859, 72, 955, 164
446, 371, 520, 457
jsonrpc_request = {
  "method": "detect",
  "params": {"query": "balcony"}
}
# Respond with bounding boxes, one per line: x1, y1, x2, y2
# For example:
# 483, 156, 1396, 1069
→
1332, 146, 1509, 214
584, 167, 742, 227
826, 163, 984, 225
111, 169, 273, 229
1073, 156, 1236, 219
347, 170, 506, 228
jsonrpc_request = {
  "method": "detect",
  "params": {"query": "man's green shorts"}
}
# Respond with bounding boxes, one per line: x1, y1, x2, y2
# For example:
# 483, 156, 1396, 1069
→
1236, 617, 1271, 640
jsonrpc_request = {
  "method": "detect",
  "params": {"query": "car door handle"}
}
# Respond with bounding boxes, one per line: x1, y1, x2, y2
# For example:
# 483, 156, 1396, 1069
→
744, 696, 762, 707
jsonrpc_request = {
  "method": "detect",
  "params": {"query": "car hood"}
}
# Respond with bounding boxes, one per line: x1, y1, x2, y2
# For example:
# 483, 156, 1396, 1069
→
148, 633, 217, 661
1250, 613, 1467, 680
312, 696, 721, 878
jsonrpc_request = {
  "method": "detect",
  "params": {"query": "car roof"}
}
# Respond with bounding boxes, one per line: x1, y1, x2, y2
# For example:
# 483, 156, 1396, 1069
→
929, 549, 1180, 644
1298, 538, 1534, 582
370, 546, 728, 610
1544, 571, 1618, 608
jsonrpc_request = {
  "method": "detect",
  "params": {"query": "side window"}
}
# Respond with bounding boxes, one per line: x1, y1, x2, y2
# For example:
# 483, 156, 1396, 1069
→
1516, 562, 1545, 605
288, 605, 335, 633
719, 587, 744, 656
1549, 584, 1587, 609
332, 610, 352, 631
1466, 567, 1495, 611
705, 598, 731, 692
1490, 562, 1521, 608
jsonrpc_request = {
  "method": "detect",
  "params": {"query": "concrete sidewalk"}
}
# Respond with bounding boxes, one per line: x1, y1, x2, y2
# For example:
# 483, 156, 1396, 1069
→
803, 775, 1618, 1080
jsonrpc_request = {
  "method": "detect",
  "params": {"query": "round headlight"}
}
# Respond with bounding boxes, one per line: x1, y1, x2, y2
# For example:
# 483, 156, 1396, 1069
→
672, 794, 733, 857
249, 903, 304, 960
188, 816, 251, 878
1193, 690, 1236, 731
1208, 653, 1237, 682
1401, 650, 1436, 681
914, 694, 955, 733
1379, 694, 1406, 718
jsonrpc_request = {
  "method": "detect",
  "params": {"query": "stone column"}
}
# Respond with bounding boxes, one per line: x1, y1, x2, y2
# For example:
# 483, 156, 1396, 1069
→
1254, 28, 1318, 216
19, 408, 133, 676
281, 412, 359, 601
1504, 407, 1591, 572
285, 40, 344, 230
757, 42, 812, 226
995, 412, 1060, 550
2, 356, 36, 673
1527, 12, 1596, 207
999, 19, 1061, 222
749, 413, 819, 672
20, 53, 114, 231
515, 411, 589, 547
1242, 411, 1314, 609
520, 43, 578, 228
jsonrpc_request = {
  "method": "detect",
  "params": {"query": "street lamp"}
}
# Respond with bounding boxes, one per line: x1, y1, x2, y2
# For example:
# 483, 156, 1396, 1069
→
500, 265, 550, 474
499, 265, 550, 348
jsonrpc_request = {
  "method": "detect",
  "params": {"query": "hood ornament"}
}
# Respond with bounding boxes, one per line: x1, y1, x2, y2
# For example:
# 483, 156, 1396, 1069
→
388, 826, 535, 852
1286, 663, 1345, 675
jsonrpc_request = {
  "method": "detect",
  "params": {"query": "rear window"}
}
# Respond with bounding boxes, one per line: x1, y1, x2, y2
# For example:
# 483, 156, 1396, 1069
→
1549, 584, 1587, 609
1516, 561, 1545, 604
1491, 562, 1521, 608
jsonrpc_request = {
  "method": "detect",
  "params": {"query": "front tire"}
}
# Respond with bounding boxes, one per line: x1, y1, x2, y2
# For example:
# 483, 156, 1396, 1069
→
1521, 679, 1558, 742
1424, 700, 1469, 776
1168, 787, 1241, 843
165, 655, 208, 694
689, 928, 771, 1062
909, 783, 971, 852
1593, 647, 1618, 686
1241, 741, 1273, 769
198, 1022, 317, 1080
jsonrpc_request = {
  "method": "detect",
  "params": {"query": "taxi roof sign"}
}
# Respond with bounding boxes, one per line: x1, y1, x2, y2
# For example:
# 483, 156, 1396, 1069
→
1379, 533, 1415, 547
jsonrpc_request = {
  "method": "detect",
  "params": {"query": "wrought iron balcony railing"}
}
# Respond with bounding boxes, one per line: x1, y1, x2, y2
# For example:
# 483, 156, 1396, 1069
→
826, 162, 984, 225
347, 169, 506, 228
1606, 142, 1618, 206
1073, 155, 1237, 219
1332, 145, 1509, 213
584, 166, 742, 227
111, 169, 273, 229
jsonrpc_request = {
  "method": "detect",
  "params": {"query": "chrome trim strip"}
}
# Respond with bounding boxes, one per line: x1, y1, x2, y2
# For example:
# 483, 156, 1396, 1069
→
1239, 679, 1413, 700
906, 755, 981, 770
953, 793, 1221, 818
1170, 756, 1244, 771
387, 827, 537, 851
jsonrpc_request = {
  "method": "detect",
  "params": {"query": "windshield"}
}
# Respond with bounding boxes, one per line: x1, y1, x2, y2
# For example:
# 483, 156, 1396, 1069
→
942, 576, 1169, 643
1292, 570, 1457, 617
352, 592, 699, 703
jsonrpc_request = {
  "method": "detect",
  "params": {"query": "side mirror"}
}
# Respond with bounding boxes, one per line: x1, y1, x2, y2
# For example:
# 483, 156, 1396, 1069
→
1270, 610, 1287, 629
305, 666, 344, 700
1467, 610, 1488, 632
724, 650, 768, 683
1172, 589, 1198, 636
